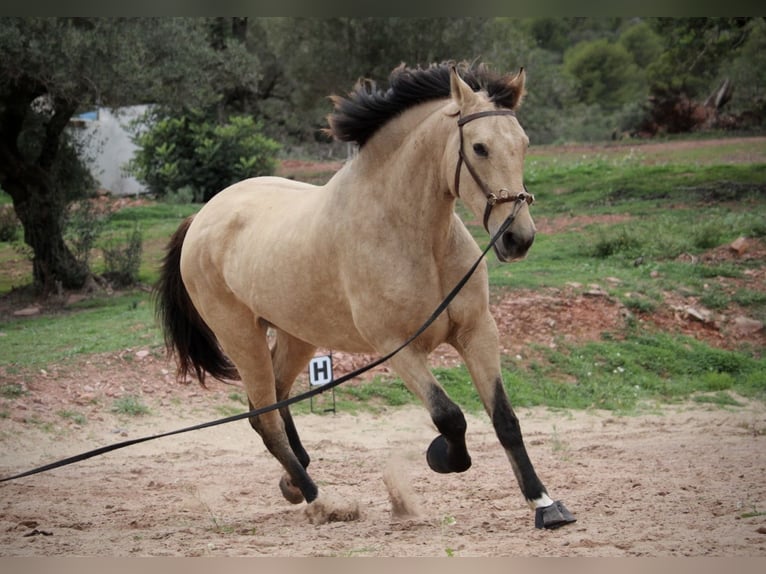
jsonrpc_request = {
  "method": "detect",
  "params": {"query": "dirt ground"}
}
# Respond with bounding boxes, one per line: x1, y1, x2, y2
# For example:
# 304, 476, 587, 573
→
1, 137, 765, 556
1, 269, 765, 556
0, 388, 764, 557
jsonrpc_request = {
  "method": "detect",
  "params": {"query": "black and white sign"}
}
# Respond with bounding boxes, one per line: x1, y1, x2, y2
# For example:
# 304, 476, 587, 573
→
308, 355, 333, 387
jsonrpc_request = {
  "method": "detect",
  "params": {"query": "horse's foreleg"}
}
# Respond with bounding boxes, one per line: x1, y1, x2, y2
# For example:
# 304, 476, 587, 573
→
388, 350, 472, 474
452, 316, 576, 529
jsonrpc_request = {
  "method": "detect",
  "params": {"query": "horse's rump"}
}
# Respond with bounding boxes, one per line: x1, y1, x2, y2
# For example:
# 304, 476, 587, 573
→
155, 215, 239, 384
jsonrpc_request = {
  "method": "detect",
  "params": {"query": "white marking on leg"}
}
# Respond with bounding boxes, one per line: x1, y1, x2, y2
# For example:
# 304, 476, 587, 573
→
528, 493, 555, 510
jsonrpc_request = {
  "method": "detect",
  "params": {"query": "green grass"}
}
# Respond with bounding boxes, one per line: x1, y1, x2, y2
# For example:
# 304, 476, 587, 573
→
1, 140, 765, 414
0, 383, 26, 399
332, 329, 763, 416
57, 409, 88, 425
111, 395, 150, 416
0, 292, 161, 369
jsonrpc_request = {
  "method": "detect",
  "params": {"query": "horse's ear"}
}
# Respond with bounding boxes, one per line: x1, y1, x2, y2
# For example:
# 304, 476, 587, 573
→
508, 67, 526, 110
450, 65, 477, 111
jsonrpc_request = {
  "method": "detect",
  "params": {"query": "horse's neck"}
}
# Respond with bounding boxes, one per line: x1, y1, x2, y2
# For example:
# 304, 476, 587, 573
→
331, 101, 456, 249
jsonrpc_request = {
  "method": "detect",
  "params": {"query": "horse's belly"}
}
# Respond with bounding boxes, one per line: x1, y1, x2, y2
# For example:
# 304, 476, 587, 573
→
251, 285, 377, 353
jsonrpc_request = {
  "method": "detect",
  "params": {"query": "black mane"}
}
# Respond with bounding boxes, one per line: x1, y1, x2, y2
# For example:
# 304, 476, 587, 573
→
327, 62, 521, 147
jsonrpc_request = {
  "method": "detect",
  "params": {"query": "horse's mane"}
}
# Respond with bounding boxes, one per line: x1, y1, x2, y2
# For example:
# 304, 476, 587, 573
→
327, 61, 522, 147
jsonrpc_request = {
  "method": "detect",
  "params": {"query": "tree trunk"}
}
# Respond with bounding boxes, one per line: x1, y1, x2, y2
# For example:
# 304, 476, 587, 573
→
5, 175, 88, 292
0, 86, 89, 292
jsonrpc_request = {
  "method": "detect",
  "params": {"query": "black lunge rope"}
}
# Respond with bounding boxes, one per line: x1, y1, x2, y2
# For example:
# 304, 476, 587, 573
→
1, 200, 526, 483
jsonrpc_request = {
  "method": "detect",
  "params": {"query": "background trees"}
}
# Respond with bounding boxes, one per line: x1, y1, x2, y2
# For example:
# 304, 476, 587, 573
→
1, 17, 764, 292
0, 18, 231, 290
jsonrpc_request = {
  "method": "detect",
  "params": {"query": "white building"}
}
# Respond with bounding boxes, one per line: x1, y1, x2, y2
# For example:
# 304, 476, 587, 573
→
71, 105, 149, 197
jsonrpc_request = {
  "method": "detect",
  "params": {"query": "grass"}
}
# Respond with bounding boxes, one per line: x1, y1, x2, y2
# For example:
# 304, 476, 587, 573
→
57, 409, 88, 425
111, 395, 150, 416
0, 383, 26, 399
0, 293, 161, 369
331, 327, 763, 417
1, 137, 764, 414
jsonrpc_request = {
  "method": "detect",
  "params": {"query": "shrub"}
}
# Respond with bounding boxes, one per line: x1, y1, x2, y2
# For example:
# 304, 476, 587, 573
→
111, 395, 150, 416
128, 110, 281, 202
102, 225, 143, 287
64, 198, 111, 268
0, 205, 20, 242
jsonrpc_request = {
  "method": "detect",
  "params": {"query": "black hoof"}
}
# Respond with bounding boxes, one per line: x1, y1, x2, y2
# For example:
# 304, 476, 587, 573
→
534, 500, 576, 529
279, 475, 305, 504
426, 435, 471, 474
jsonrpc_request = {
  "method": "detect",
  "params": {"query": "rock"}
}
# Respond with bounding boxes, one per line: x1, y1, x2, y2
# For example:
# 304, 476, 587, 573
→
66, 294, 87, 306
732, 316, 763, 334
13, 306, 41, 317
135, 349, 151, 359
685, 306, 714, 324
584, 284, 608, 297
729, 236, 748, 256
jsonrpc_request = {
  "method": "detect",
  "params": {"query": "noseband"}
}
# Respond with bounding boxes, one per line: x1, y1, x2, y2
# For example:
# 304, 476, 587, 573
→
453, 109, 534, 232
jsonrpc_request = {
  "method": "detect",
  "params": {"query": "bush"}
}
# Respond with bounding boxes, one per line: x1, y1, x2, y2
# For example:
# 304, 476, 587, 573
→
563, 38, 642, 112
102, 225, 143, 287
64, 199, 111, 268
0, 205, 20, 242
128, 110, 281, 202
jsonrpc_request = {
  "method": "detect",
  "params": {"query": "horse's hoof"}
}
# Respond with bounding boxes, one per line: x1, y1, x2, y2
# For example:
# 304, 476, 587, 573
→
534, 500, 576, 529
426, 435, 471, 474
279, 475, 305, 504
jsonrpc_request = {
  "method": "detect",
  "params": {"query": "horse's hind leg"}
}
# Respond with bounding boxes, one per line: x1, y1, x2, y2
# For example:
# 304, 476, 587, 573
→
214, 313, 319, 505
452, 313, 576, 529
255, 329, 316, 503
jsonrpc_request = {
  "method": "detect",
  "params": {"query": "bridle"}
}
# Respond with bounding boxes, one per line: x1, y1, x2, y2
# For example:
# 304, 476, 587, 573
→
453, 109, 535, 232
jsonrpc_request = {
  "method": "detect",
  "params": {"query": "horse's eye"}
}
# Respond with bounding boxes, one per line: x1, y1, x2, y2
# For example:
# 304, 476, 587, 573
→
473, 143, 489, 158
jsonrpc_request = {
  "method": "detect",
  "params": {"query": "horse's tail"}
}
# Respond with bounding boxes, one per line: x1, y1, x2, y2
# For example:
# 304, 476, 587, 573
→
155, 216, 239, 385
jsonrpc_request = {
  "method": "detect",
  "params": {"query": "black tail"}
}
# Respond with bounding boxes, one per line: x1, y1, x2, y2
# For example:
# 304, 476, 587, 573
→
155, 216, 239, 384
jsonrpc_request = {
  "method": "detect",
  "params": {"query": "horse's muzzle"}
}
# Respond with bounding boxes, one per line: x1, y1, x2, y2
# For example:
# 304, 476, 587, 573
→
494, 229, 535, 262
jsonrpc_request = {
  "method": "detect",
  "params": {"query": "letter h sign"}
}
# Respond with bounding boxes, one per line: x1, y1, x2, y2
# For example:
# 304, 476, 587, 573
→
308, 355, 335, 414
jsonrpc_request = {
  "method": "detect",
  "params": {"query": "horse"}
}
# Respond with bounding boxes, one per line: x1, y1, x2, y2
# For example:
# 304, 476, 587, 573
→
156, 62, 575, 529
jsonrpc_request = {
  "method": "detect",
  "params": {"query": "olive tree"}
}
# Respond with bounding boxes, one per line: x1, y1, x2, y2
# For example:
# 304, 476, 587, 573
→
0, 17, 249, 290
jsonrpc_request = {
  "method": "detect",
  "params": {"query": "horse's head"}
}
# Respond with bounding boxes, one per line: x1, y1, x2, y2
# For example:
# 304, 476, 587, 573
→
445, 66, 535, 262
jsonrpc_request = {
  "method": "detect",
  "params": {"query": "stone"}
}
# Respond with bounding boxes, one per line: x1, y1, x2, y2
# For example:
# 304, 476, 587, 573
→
13, 306, 40, 317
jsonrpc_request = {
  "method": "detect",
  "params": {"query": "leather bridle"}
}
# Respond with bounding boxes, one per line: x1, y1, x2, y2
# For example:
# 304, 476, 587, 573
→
453, 109, 535, 232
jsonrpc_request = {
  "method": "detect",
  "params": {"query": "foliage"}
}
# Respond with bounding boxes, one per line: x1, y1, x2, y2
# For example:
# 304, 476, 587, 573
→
618, 21, 663, 69
563, 39, 641, 111
102, 225, 143, 287
63, 198, 111, 269
256, 18, 497, 142
728, 18, 766, 117
0, 205, 20, 242
0, 17, 254, 289
111, 395, 150, 416
129, 111, 280, 201
646, 18, 753, 98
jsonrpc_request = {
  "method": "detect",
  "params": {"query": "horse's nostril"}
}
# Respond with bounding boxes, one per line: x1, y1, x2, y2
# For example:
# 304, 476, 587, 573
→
502, 231, 534, 258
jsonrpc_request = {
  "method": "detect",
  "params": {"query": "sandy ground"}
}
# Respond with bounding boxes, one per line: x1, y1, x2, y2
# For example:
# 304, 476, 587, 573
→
1, 389, 765, 557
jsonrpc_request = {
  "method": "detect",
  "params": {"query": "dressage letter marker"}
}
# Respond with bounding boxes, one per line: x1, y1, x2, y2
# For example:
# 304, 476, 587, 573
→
309, 355, 333, 386
308, 355, 336, 414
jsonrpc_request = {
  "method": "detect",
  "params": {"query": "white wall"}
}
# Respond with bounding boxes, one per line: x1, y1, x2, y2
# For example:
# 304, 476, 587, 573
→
72, 105, 149, 197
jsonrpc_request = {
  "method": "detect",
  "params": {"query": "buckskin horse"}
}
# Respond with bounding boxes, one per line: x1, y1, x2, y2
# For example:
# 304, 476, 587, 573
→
157, 62, 575, 529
